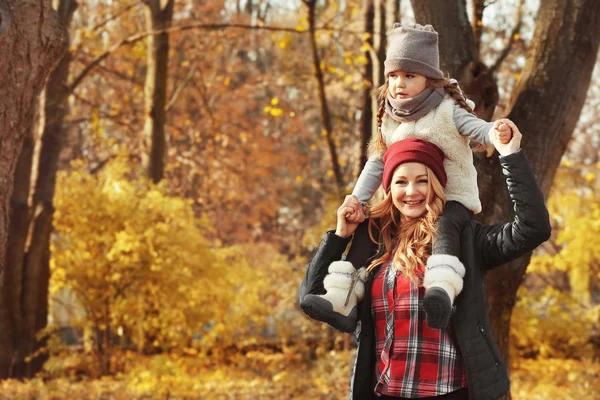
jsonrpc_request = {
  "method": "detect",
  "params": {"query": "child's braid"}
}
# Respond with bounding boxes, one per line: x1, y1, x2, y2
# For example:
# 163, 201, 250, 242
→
429, 78, 486, 152
443, 80, 475, 115
368, 82, 390, 159
376, 95, 386, 130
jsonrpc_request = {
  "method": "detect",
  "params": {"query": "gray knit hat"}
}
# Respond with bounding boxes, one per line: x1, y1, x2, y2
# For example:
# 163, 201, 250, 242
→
384, 23, 444, 79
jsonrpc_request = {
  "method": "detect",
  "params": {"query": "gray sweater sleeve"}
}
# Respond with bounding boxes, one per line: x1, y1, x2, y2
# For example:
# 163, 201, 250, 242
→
352, 157, 384, 203
453, 104, 494, 145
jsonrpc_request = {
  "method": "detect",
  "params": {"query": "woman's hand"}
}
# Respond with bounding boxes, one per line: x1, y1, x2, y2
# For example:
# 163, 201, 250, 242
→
335, 195, 365, 238
493, 119, 522, 156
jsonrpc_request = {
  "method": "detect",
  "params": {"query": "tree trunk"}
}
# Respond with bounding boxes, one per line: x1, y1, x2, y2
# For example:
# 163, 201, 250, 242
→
471, 0, 485, 57
4, 0, 77, 378
376, 0, 388, 86
142, 0, 175, 184
386, 0, 400, 31
358, 0, 375, 172
481, 0, 600, 377
0, 125, 34, 379
0, 0, 67, 378
359, 0, 387, 177
19, 0, 76, 375
303, 0, 344, 192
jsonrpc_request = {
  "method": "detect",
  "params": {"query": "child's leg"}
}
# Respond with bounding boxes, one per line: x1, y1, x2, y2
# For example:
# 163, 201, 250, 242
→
302, 263, 366, 333
302, 221, 373, 333
423, 201, 471, 329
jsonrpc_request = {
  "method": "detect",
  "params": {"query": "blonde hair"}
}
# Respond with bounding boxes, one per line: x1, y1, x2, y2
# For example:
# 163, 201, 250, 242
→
368, 77, 486, 159
367, 167, 446, 283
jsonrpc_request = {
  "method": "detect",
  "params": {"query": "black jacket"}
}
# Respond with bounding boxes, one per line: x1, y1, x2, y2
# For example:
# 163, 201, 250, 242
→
298, 151, 551, 400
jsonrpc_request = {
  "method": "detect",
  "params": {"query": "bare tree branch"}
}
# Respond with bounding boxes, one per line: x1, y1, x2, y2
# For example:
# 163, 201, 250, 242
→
69, 3, 141, 64
303, 0, 344, 191
190, 68, 217, 123
165, 63, 197, 112
67, 22, 374, 94
69, 92, 139, 133
94, 64, 144, 86
89, 156, 115, 174
91, 3, 141, 33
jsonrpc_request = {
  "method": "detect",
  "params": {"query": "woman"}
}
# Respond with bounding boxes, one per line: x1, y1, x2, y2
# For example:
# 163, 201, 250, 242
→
298, 128, 551, 400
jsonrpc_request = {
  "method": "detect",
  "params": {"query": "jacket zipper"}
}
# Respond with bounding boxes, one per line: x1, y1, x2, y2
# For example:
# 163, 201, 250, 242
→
452, 317, 472, 400
478, 323, 500, 368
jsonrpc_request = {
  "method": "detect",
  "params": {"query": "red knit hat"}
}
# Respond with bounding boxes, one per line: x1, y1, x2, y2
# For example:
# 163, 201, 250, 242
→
382, 138, 447, 192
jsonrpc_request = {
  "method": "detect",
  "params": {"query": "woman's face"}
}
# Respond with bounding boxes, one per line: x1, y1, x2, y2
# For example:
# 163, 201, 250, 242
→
390, 162, 430, 218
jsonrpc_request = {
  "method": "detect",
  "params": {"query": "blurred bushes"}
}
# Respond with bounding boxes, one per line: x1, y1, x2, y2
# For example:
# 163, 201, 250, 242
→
48, 155, 347, 376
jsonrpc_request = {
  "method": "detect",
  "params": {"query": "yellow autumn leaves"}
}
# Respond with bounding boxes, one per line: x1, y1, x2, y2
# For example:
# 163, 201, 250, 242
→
50, 154, 316, 363
512, 162, 600, 360
51, 156, 225, 352
264, 97, 283, 117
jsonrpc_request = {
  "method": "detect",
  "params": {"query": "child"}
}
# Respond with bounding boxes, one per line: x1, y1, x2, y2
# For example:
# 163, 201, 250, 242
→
302, 23, 513, 332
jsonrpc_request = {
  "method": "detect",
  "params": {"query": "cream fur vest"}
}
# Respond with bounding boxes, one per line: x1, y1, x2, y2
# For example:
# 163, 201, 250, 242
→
381, 95, 482, 214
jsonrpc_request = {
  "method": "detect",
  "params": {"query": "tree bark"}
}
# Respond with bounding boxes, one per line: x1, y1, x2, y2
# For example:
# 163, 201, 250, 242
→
386, 0, 400, 31
142, 0, 174, 184
3, 118, 35, 378
0, 0, 67, 378
19, 0, 77, 379
471, 0, 485, 57
3, 0, 77, 378
0, 125, 34, 379
376, 0, 388, 87
303, 0, 344, 192
360, 0, 387, 177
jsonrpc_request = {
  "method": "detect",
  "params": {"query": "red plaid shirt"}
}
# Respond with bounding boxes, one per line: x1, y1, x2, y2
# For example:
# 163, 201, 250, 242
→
372, 263, 467, 398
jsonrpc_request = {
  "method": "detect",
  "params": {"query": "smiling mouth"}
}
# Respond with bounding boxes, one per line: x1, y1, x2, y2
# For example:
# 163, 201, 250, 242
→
404, 200, 424, 206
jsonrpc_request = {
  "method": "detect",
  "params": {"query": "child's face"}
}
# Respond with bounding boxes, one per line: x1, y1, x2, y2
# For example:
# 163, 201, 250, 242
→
388, 71, 428, 99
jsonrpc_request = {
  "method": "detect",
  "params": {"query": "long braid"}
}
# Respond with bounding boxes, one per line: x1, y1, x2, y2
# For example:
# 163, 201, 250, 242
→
368, 82, 390, 158
428, 77, 474, 114
429, 77, 486, 152
376, 94, 386, 129
444, 81, 475, 115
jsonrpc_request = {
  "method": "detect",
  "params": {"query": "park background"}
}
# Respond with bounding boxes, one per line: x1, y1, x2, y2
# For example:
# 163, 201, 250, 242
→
0, 0, 599, 398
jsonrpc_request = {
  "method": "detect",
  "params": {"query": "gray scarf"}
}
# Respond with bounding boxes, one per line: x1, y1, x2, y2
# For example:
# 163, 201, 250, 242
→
385, 87, 445, 123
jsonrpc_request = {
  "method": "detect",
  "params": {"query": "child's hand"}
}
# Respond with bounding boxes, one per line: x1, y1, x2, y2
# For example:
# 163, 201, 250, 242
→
494, 118, 513, 145
343, 195, 366, 223
336, 195, 365, 238
493, 119, 522, 156
346, 207, 367, 224
344, 197, 359, 219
